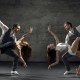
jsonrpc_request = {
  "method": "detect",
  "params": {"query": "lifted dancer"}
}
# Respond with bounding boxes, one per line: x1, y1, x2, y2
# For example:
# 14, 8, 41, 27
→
47, 24, 80, 70
0, 20, 32, 75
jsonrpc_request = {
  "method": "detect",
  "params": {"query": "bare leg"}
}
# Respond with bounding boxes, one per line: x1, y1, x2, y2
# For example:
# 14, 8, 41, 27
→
71, 37, 80, 55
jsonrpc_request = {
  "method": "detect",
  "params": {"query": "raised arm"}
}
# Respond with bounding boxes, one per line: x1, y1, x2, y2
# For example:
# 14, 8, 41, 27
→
0, 20, 9, 34
15, 27, 33, 68
48, 24, 60, 45
18, 27, 33, 41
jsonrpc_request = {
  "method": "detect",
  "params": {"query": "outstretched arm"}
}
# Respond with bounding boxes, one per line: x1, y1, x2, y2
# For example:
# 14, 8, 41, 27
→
16, 45, 27, 68
18, 27, 33, 41
48, 24, 59, 45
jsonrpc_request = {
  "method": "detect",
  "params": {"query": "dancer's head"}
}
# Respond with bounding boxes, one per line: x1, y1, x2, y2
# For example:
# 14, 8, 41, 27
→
64, 22, 72, 31
47, 44, 56, 63
48, 44, 55, 50
12, 23, 20, 33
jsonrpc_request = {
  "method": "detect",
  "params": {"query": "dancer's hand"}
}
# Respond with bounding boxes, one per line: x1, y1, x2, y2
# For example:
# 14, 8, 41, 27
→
22, 27, 33, 37
19, 56, 27, 68
48, 24, 52, 32
29, 26, 33, 34
23, 62, 27, 68
48, 65, 51, 70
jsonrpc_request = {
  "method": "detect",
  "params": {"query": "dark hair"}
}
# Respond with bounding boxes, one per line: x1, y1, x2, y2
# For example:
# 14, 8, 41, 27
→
64, 22, 72, 28
47, 48, 56, 64
12, 23, 20, 29
21, 45, 32, 63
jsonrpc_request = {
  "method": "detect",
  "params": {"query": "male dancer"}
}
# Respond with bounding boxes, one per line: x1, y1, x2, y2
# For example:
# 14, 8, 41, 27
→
62, 22, 80, 75
0, 20, 31, 75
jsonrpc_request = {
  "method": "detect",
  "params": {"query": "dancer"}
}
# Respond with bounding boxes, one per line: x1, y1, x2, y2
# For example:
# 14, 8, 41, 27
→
62, 22, 80, 75
0, 20, 32, 75
47, 24, 80, 70
16, 33, 32, 64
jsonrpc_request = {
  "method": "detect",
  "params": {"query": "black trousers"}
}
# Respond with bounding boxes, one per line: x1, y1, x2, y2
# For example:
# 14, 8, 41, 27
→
4, 49, 19, 71
0, 42, 19, 71
62, 52, 73, 71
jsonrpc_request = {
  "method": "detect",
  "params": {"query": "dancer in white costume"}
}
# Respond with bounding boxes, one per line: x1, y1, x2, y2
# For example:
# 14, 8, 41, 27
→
47, 24, 80, 70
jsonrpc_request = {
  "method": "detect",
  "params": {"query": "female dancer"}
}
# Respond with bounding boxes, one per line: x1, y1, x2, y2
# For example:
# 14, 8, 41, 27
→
47, 24, 80, 70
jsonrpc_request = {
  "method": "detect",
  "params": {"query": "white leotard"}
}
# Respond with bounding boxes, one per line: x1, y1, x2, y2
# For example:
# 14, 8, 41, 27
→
56, 43, 75, 55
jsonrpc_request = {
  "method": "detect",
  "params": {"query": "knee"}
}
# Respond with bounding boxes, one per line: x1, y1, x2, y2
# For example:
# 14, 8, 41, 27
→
62, 54, 66, 61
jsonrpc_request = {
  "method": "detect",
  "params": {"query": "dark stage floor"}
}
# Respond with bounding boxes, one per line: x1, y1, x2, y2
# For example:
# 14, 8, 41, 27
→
0, 62, 80, 80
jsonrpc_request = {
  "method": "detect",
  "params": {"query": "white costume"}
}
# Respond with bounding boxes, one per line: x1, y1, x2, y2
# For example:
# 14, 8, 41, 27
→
56, 43, 75, 55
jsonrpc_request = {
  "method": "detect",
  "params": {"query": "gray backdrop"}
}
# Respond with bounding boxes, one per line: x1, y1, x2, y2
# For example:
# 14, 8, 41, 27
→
0, 0, 80, 62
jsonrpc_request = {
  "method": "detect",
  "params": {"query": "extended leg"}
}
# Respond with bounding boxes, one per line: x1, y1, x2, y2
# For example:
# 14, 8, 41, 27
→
71, 37, 80, 55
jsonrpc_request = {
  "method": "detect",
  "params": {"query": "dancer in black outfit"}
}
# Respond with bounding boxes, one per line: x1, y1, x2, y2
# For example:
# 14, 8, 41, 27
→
0, 20, 32, 75
62, 22, 80, 75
